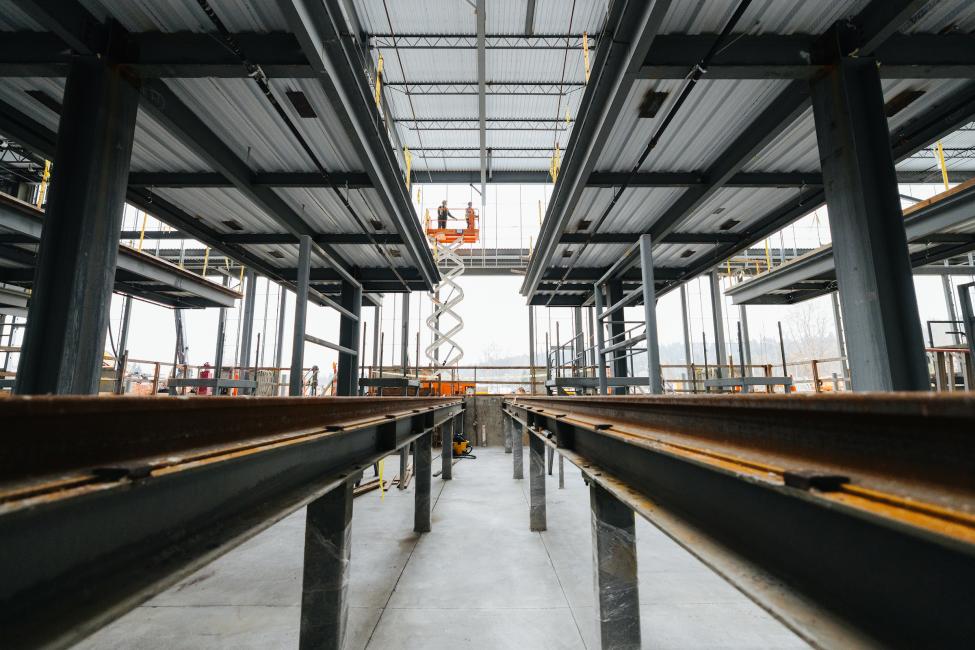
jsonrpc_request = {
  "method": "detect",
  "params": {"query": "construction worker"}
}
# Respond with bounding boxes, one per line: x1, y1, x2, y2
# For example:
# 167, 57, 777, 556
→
465, 201, 476, 230
437, 200, 450, 229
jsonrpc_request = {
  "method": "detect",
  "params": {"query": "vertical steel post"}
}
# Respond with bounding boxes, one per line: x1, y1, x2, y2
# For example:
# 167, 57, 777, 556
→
709, 271, 727, 379
680, 283, 692, 376
289, 235, 311, 396
115, 296, 133, 390
397, 445, 409, 490
15, 59, 138, 395
639, 235, 663, 394
529, 432, 546, 531
274, 285, 287, 368
371, 304, 380, 373
606, 280, 628, 393
811, 56, 928, 391
546, 445, 554, 476
738, 304, 752, 376
528, 305, 536, 394
213, 276, 231, 392
573, 306, 583, 376
414, 429, 432, 532
512, 415, 524, 479
558, 454, 564, 489
441, 416, 453, 480
238, 269, 257, 377
503, 411, 512, 453
943, 274, 960, 345
591, 481, 641, 649
336, 281, 362, 396
299, 480, 353, 650
400, 292, 410, 372
593, 284, 609, 395
831, 291, 850, 386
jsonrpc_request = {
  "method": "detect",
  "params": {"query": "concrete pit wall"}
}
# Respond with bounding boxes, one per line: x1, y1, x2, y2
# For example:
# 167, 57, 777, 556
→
460, 395, 525, 447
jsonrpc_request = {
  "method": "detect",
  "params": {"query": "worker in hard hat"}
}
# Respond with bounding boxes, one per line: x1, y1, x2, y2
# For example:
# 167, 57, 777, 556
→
465, 201, 476, 231
437, 200, 450, 229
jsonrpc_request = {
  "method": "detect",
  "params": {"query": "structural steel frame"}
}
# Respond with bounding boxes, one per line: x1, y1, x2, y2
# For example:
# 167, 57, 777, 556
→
0, 396, 464, 649
502, 394, 975, 649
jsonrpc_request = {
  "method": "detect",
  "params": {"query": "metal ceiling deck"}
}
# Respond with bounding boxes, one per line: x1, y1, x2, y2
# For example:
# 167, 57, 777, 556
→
522, 0, 975, 306
0, 0, 440, 296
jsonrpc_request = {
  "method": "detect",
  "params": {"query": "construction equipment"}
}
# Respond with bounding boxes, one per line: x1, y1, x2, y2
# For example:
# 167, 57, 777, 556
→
451, 426, 475, 459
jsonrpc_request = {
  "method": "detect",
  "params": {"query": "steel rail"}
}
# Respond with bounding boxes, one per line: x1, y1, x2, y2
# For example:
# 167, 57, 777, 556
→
502, 394, 975, 648
0, 396, 463, 649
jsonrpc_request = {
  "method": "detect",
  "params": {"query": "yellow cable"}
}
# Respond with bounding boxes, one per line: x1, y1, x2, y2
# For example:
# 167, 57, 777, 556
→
202, 247, 210, 276
374, 54, 384, 107
137, 211, 148, 251
378, 458, 385, 501
582, 32, 591, 83
936, 140, 950, 191
35, 160, 51, 209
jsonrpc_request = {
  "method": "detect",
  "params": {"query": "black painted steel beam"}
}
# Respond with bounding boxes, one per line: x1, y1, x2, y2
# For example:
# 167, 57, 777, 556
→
503, 395, 975, 648
0, 397, 464, 649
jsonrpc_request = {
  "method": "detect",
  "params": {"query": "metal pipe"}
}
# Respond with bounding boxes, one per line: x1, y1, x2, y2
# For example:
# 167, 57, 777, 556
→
289, 235, 311, 396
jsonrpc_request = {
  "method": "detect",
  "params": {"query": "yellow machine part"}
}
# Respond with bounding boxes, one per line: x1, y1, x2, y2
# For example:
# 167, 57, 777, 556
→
452, 440, 469, 456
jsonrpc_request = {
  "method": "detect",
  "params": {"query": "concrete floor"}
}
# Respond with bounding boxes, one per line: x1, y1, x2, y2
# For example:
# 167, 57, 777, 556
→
77, 447, 807, 649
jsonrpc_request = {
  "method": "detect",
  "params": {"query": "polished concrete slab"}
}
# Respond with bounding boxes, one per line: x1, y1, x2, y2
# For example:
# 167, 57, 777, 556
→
76, 448, 807, 649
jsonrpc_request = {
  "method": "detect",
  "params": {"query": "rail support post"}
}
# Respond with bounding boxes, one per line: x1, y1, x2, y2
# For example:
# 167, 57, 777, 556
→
590, 481, 641, 650
512, 415, 524, 480
546, 445, 554, 475
503, 412, 512, 453
397, 445, 409, 490
441, 417, 453, 480
299, 479, 354, 650
529, 433, 546, 531
414, 429, 432, 532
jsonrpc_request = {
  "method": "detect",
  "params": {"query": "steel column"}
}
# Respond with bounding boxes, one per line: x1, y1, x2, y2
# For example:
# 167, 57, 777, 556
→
709, 271, 727, 378
547, 445, 554, 475
528, 305, 536, 394
213, 276, 230, 389
942, 274, 960, 345
639, 235, 663, 394
503, 410, 512, 453
397, 445, 409, 490
115, 296, 132, 390
738, 304, 752, 373
593, 284, 609, 395
441, 417, 453, 480
289, 235, 312, 396
680, 283, 692, 373
274, 285, 287, 370
591, 481, 641, 650
400, 292, 409, 371
529, 432, 546, 531
238, 270, 257, 376
414, 429, 432, 532
573, 306, 583, 376
831, 291, 850, 383
512, 416, 524, 479
299, 480, 353, 650
607, 280, 628, 393
336, 281, 361, 396
810, 56, 928, 391
15, 58, 138, 394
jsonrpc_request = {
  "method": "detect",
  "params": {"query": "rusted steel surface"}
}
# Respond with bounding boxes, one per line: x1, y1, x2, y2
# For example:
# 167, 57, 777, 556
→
506, 393, 975, 517
0, 396, 463, 649
1, 396, 455, 483
503, 394, 975, 648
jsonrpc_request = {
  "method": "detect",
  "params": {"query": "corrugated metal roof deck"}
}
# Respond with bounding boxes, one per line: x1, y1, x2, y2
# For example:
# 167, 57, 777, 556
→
523, 0, 975, 304
0, 0, 441, 290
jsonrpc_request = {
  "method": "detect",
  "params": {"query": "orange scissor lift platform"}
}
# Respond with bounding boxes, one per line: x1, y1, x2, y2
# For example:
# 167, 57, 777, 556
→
425, 208, 480, 244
